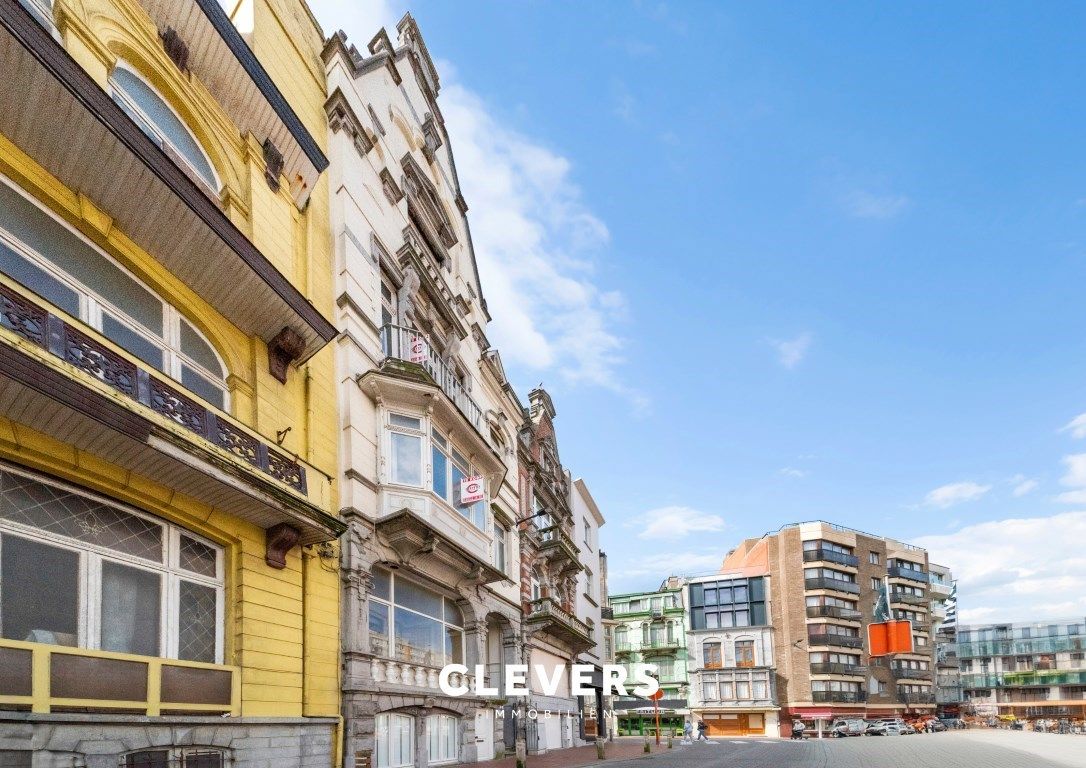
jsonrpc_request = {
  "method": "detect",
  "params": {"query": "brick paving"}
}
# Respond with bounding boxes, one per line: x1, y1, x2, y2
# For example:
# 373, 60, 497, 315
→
494, 730, 1086, 768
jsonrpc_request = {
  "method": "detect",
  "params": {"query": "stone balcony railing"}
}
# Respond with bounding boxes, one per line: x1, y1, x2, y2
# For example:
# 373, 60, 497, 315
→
368, 656, 475, 691
526, 597, 593, 650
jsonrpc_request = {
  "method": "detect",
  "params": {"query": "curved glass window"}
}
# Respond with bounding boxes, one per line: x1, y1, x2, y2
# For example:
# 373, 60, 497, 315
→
367, 567, 464, 667
109, 65, 220, 194
0, 177, 229, 408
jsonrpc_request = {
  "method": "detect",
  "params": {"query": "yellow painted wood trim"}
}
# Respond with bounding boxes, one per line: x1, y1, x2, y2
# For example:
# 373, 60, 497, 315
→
146, 658, 162, 717
30, 646, 50, 714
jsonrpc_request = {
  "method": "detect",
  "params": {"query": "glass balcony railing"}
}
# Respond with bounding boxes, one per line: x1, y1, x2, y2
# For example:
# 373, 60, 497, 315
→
805, 577, 860, 594
958, 635, 1086, 658
807, 632, 863, 649
803, 548, 860, 567
806, 605, 862, 620
812, 690, 866, 703
810, 662, 866, 676
887, 565, 928, 583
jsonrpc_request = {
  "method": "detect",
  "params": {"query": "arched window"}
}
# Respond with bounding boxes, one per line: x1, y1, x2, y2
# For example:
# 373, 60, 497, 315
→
109, 63, 221, 195
0, 177, 229, 409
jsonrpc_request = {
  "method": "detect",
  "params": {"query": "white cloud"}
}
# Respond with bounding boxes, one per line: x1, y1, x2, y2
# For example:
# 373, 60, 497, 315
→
770, 332, 813, 369
1012, 478, 1039, 497
915, 512, 1086, 622
1060, 413, 1086, 439
628, 506, 726, 541
779, 467, 808, 479
1060, 453, 1086, 487
306, 0, 402, 40
441, 77, 645, 409
842, 190, 910, 220
923, 481, 992, 508
609, 551, 724, 589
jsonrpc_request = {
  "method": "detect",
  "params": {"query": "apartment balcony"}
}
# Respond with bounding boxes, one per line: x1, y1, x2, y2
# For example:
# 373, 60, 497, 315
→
810, 662, 867, 677
812, 690, 867, 704
804, 577, 860, 595
526, 597, 594, 653
0, 280, 343, 547
898, 692, 936, 705
0, 638, 238, 715
1002, 670, 1086, 687
929, 581, 953, 597
600, 607, 615, 620
614, 641, 637, 656
888, 565, 929, 583
802, 548, 860, 568
379, 324, 484, 430
890, 593, 928, 607
958, 635, 1086, 658
0, 2, 336, 359
959, 673, 1003, 689
892, 667, 934, 681
807, 632, 863, 649
806, 605, 862, 621
641, 637, 683, 653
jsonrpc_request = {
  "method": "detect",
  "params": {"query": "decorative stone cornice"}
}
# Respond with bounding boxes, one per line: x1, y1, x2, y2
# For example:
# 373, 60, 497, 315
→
326, 87, 373, 158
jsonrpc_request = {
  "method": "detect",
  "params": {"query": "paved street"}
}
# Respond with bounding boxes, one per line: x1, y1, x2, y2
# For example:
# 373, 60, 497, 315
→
592, 731, 1086, 768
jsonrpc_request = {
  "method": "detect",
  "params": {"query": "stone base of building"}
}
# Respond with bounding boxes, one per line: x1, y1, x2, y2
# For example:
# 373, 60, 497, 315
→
0, 713, 337, 768
526, 695, 581, 754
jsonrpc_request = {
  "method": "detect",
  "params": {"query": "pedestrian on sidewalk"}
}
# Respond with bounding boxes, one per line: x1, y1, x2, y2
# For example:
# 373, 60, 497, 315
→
696, 721, 709, 741
791, 719, 806, 740
683, 720, 693, 742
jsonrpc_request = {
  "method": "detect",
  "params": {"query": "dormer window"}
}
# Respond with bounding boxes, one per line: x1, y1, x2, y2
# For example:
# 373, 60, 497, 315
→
109, 64, 221, 196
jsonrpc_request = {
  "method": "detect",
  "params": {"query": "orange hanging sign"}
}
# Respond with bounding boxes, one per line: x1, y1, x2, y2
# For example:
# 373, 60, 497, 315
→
868, 620, 913, 656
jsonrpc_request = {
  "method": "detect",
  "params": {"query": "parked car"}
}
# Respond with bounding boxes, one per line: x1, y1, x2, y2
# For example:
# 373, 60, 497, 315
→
865, 721, 888, 736
831, 718, 868, 737
928, 719, 947, 732
883, 723, 910, 736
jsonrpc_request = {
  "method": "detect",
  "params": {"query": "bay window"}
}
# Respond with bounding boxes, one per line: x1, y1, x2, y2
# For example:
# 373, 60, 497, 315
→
427, 714, 459, 765
368, 567, 464, 667
0, 464, 223, 662
494, 521, 507, 573
388, 413, 424, 486
376, 713, 415, 768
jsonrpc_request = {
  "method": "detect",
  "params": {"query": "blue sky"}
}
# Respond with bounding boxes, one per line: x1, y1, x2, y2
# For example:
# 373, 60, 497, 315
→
308, 0, 1086, 622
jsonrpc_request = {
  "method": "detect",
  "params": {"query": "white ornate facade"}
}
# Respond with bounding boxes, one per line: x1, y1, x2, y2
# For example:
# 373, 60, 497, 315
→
324, 16, 522, 768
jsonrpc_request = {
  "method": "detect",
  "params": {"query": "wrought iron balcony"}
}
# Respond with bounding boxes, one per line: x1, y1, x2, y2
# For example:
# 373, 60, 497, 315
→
812, 690, 866, 704
380, 324, 483, 430
807, 632, 863, 649
600, 607, 614, 620
810, 662, 866, 677
804, 577, 860, 594
526, 597, 593, 651
806, 605, 862, 620
888, 565, 928, 583
803, 548, 859, 567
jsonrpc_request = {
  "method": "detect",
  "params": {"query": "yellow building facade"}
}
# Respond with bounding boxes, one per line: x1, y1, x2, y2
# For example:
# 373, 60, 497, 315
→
0, 0, 344, 765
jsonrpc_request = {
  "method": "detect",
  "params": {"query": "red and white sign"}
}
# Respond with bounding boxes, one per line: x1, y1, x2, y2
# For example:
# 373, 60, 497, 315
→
460, 476, 485, 505
409, 335, 427, 364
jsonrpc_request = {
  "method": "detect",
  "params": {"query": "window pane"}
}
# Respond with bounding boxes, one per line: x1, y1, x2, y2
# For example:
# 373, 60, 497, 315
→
0, 468, 163, 561
181, 365, 225, 410
394, 607, 443, 666
390, 414, 421, 429
178, 535, 217, 578
443, 597, 463, 627
178, 580, 217, 663
102, 313, 164, 370
445, 627, 463, 664
372, 567, 391, 600
0, 534, 78, 644
184, 752, 224, 768
179, 320, 223, 377
0, 239, 79, 316
390, 432, 422, 486
431, 445, 448, 500
111, 68, 218, 191
396, 579, 442, 619
124, 751, 169, 768
0, 180, 163, 334
100, 560, 161, 656
451, 464, 467, 515
369, 601, 389, 657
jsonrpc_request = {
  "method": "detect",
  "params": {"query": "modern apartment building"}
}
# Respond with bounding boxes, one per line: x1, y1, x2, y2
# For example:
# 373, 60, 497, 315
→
929, 563, 962, 717
724, 522, 937, 736
0, 0, 345, 765
958, 619, 1086, 723
518, 388, 595, 754
324, 16, 525, 767
571, 479, 609, 741
685, 569, 779, 737
609, 579, 689, 736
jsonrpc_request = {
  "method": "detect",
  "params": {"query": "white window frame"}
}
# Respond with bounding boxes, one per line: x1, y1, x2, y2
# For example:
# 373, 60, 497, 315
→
367, 568, 464, 667
0, 464, 224, 663
386, 412, 425, 488
108, 62, 222, 195
376, 712, 415, 768
426, 713, 459, 765
0, 175, 229, 409
493, 521, 507, 574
